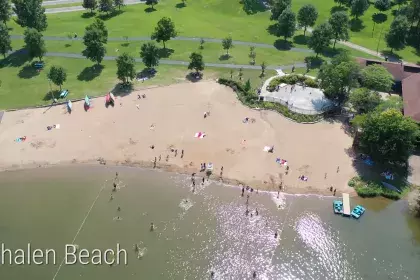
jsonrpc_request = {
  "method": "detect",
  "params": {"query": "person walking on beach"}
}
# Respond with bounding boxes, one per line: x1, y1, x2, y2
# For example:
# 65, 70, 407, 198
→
153, 157, 157, 168
159, 155, 161, 161
175, 149, 178, 157
166, 155, 169, 162
181, 150, 184, 158
333, 188, 336, 196
337, 166, 340, 173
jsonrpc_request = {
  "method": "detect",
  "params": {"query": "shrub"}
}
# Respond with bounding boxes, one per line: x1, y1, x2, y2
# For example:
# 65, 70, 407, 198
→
349, 176, 402, 200
304, 78, 319, 88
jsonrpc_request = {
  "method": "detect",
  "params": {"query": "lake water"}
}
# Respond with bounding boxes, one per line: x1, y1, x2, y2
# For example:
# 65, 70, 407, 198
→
0, 165, 419, 280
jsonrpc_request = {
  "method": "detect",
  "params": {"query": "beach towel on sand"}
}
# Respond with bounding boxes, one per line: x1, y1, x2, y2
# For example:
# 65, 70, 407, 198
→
194, 132, 206, 138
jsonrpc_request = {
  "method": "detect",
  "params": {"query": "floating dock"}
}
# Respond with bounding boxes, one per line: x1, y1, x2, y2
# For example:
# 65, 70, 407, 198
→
342, 193, 351, 216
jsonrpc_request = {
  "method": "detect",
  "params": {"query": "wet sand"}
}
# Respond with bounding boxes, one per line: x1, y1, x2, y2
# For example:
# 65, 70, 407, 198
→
0, 81, 356, 195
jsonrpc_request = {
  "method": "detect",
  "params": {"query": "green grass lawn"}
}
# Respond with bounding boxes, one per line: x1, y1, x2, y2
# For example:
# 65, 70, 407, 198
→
44, 2, 84, 9
0, 54, 273, 109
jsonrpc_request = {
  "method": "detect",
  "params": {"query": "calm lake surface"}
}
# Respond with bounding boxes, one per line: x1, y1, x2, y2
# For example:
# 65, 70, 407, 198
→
0, 165, 419, 280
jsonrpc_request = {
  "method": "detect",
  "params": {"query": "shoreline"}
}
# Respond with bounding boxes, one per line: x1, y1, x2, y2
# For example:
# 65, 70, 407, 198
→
0, 159, 355, 197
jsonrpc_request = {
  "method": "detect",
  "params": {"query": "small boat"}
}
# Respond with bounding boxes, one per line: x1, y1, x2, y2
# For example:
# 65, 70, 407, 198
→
351, 205, 365, 219
333, 200, 343, 214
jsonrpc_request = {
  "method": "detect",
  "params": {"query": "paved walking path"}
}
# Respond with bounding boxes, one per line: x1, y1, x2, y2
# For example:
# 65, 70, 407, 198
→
10, 35, 314, 54
43, 0, 143, 14
43, 51, 306, 70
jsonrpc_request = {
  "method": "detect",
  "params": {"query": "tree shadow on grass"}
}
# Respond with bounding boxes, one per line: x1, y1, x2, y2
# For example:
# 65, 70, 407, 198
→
65, 43, 71, 47
350, 18, 365, 32
77, 65, 104, 81
121, 42, 130, 47
18, 64, 40, 79
330, 5, 347, 14
274, 39, 292, 50
219, 54, 230, 61
111, 82, 134, 97
42, 90, 60, 102
98, 10, 124, 21
0, 49, 30, 68
81, 12, 96, 19
321, 46, 347, 58
304, 55, 325, 69
293, 35, 308, 45
158, 48, 174, 58
144, 7, 156, 13
175, 2, 186, 8
267, 23, 279, 37
242, 0, 267, 15
186, 72, 203, 83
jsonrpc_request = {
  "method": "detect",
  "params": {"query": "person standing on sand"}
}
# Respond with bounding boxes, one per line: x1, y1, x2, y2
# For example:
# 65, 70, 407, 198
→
175, 149, 178, 157
337, 166, 340, 173
159, 155, 161, 161
166, 155, 169, 162
181, 150, 184, 158
333, 189, 336, 196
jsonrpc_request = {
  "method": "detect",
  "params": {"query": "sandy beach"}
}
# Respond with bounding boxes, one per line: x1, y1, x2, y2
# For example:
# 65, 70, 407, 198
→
0, 81, 356, 195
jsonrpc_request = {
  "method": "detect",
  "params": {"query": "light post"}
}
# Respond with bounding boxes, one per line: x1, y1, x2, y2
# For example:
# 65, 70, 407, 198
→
48, 78, 54, 102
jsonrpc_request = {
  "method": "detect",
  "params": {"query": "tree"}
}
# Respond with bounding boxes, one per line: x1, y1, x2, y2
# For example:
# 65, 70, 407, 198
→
394, 0, 408, 9
409, 0, 420, 31
328, 12, 350, 48
297, 4, 318, 36
151, 17, 177, 49
0, 0, 11, 27
114, 0, 124, 10
47, 66, 67, 91
351, 0, 370, 19
140, 42, 159, 69
243, 0, 260, 14
116, 53, 136, 84
83, 0, 97, 13
349, 88, 381, 114
260, 62, 266, 77
188, 52, 204, 75
385, 15, 410, 52
358, 109, 419, 164
361, 64, 394, 92
270, 0, 291, 20
222, 36, 233, 56
277, 8, 296, 40
99, 0, 114, 14
374, 0, 391, 12
0, 22, 11, 58
24, 28, 46, 61
85, 19, 108, 44
318, 59, 360, 104
83, 28, 106, 65
12, 0, 47, 31
371, 13, 387, 36
249, 46, 256, 65
308, 22, 333, 56
146, 0, 158, 10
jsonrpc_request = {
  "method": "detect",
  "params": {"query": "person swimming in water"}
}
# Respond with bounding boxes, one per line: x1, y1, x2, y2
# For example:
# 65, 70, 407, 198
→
150, 222, 155, 231
117, 206, 121, 212
113, 182, 117, 191
253, 271, 257, 278
274, 231, 278, 239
